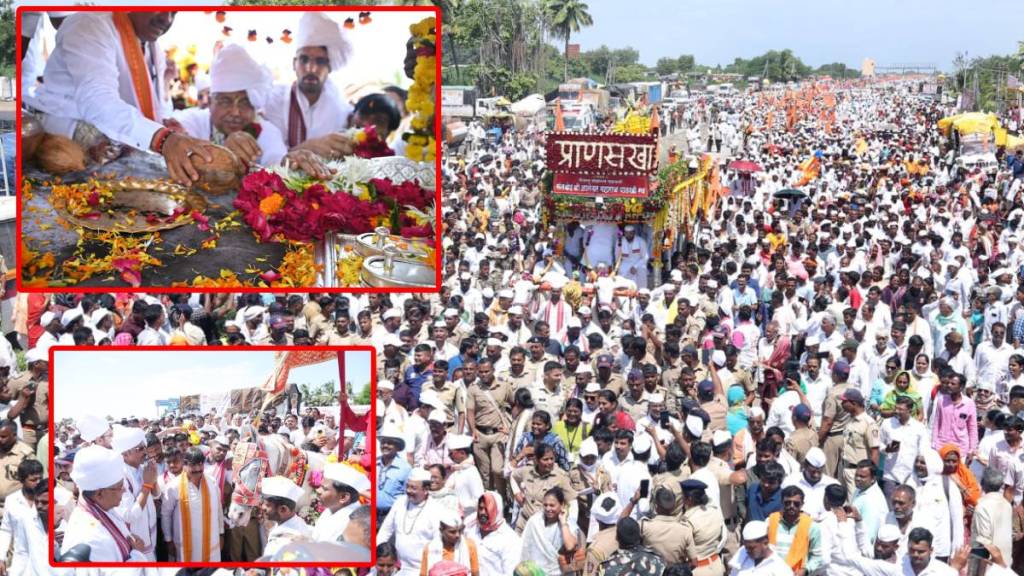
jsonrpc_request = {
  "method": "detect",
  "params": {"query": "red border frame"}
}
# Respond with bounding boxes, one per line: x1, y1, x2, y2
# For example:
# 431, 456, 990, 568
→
15, 5, 443, 294
47, 344, 378, 569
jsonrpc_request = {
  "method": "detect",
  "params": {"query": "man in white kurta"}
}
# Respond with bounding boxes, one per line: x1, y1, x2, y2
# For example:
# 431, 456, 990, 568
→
617, 224, 650, 288
264, 12, 354, 155
171, 44, 287, 167
376, 468, 439, 576
0, 459, 42, 575
27, 12, 217, 185
585, 222, 618, 270
312, 463, 370, 543
161, 448, 223, 562
10, 483, 50, 576
445, 435, 485, 518
260, 476, 312, 558
112, 426, 158, 561
62, 445, 148, 563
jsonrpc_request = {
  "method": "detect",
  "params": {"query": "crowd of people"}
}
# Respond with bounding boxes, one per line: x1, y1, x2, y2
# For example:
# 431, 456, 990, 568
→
364, 80, 1024, 576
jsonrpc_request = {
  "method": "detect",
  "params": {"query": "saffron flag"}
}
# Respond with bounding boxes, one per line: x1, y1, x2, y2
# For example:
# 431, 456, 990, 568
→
260, 350, 338, 394
554, 99, 565, 132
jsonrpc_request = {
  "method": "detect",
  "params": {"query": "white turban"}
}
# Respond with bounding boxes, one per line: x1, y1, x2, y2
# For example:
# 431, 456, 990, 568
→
296, 12, 353, 72
70, 445, 124, 491
210, 44, 272, 110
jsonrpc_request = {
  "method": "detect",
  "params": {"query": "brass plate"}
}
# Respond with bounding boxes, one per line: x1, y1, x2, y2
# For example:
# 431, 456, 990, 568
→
52, 178, 209, 233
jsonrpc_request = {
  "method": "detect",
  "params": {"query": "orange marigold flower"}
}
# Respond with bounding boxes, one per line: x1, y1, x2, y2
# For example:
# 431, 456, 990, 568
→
259, 192, 285, 216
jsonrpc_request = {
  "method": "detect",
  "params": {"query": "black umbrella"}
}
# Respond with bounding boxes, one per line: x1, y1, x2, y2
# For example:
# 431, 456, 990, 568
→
773, 188, 806, 200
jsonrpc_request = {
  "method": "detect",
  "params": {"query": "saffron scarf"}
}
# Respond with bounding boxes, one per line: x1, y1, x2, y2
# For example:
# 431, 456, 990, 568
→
938, 444, 981, 507
767, 511, 812, 571
111, 13, 156, 121
79, 495, 132, 561
178, 473, 212, 562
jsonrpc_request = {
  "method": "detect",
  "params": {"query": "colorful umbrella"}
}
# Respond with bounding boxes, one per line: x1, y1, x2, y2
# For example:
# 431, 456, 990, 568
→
727, 159, 763, 173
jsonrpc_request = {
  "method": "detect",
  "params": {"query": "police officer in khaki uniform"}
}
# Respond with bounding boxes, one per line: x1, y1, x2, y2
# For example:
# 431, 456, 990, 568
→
422, 359, 465, 430
0, 419, 36, 517
6, 348, 49, 451
839, 388, 880, 496
784, 404, 818, 463
583, 492, 622, 574
818, 359, 854, 479
708, 430, 746, 560
466, 359, 513, 493
500, 347, 534, 390
510, 443, 575, 531
593, 354, 625, 396
620, 370, 649, 423
681, 478, 726, 576
641, 487, 695, 565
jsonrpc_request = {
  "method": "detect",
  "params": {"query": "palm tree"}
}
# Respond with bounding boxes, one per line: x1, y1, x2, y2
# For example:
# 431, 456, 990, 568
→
544, 0, 593, 81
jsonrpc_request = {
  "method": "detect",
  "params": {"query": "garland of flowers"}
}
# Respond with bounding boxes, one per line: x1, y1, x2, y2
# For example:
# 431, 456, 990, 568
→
404, 16, 436, 163
234, 165, 435, 244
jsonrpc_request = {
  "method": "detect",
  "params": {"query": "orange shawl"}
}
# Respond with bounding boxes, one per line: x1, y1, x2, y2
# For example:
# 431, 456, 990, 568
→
767, 511, 812, 571
111, 13, 157, 121
178, 473, 212, 561
939, 444, 981, 507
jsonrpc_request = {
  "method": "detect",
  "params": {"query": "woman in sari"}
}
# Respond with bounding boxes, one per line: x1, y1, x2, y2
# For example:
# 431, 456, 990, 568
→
519, 487, 580, 575
939, 443, 980, 548
909, 353, 940, 421
879, 370, 924, 420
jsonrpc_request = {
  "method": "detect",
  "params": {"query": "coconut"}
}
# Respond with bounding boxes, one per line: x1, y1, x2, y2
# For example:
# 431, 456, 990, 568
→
192, 145, 246, 194
35, 134, 86, 175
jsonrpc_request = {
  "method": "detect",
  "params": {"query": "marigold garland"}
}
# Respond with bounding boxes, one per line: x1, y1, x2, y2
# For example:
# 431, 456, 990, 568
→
404, 16, 436, 163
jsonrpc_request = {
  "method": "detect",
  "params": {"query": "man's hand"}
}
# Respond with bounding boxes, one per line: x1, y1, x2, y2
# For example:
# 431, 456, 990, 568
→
225, 131, 262, 167
20, 385, 34, 399
129, 535, 145, 551
284, 149, 333, 180
514, 492, 525, 505
295, 133, 354, 160
162, 118, 186, 134
160, 132, 216, 186
142, 461, 157, 486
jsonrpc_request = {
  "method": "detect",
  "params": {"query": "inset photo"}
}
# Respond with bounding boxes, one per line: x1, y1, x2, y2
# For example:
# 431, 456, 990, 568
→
18, 7, 439, 290
50, 347, 374, 568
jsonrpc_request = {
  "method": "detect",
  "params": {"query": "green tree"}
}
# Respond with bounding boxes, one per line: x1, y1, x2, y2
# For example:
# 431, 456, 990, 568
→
0, 8, 14, 78
544, 0, 593, 81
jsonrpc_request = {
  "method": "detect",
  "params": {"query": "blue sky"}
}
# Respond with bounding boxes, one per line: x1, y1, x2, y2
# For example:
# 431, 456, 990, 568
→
570, 0, 1023, 72
54, 349, 371, 421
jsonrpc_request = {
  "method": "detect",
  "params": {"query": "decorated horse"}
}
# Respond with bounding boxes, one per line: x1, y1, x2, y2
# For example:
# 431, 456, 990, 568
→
226, 427, 328, 528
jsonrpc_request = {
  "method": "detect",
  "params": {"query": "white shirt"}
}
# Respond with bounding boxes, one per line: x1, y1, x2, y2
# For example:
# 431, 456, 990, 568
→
376, 496, 439, 576
137, 326, 168, 346
879, 417, 929, 485
781, 472, 839, 521
264, 79, 352, 147
8, 505, 50, 576
312, 501, 358, 543
62, 502, 147, 562
0, 490, 33, 573
447, 461, 485, 513
471, 522, 522, 575
117, 463, 158, 559
766, 390, 801, 434
833, 518, 900, 576
30, 12, 170, 150
171, 107, 287, 166
264, 513, 312, 558
727, 547, 794, 576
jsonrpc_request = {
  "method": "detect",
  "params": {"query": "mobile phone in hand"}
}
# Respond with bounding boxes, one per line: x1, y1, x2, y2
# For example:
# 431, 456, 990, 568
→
639, 479, 650, 499
660, 411, 671, 428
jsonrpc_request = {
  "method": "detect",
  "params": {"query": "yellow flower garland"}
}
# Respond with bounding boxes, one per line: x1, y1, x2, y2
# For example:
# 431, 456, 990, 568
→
405, 17, 436, 163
